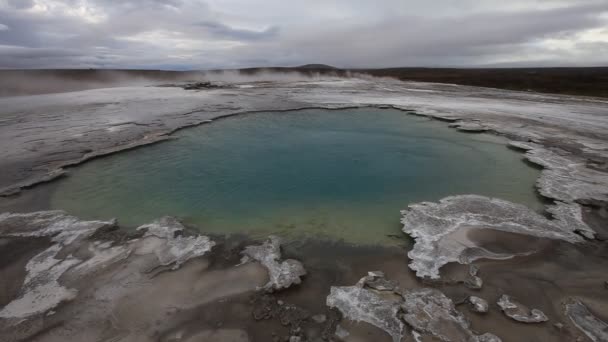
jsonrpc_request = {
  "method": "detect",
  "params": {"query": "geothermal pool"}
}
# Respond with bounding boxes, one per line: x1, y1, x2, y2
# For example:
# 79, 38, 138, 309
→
50, 108, 543, 244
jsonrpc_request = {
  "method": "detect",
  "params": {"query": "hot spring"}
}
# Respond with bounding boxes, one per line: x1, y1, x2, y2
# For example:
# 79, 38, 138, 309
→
49, 108, 543, 244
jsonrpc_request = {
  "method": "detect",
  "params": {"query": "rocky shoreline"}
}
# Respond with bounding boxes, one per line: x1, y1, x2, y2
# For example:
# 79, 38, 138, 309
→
1, 211, 606, 341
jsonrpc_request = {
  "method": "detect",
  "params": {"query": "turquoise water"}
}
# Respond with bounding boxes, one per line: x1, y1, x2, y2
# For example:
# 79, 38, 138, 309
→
51, 108, 543, 244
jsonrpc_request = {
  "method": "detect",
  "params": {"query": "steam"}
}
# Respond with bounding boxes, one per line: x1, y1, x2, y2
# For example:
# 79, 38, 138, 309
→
0, 70, 187, 97
0, 68, 385, 97
198, 69, 353, 83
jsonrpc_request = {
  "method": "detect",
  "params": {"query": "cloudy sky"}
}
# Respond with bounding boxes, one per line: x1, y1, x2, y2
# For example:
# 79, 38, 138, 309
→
0, 0, 607, 69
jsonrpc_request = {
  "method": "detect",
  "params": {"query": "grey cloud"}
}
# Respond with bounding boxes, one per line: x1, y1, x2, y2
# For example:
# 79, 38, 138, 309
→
217, 2, 606, 68
5, 0, 34, 10
197, 21, 279, 41
0, 0, 606, 69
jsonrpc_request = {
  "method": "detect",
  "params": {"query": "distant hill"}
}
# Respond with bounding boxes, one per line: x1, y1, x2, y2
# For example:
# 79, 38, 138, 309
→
297, 64, 338, 70
356, 67, 608, 98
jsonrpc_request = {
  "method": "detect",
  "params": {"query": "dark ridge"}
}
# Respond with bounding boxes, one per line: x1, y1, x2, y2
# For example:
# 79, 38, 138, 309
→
355, 67, 608, 98
297, 64, 338, 69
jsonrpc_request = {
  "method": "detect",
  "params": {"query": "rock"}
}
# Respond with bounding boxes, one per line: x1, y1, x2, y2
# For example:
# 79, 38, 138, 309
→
469, 265, 480, 276
326, 279, 405, 342
0, 245, 80, 319
252, 294, 279, 321
546, 202, 597, 240
278, 304, 309, 329
400, 195, 585, 279
326, 273, 501, 342
136, 216, 215, 270
0, 211, 116, 319
251, 293, 309, 333
401, 288, 500, 342
467, 296, 489, 313
360, 271, 398, 291
565, 299, 608, 342
241, 236, 306, 292
0, 210, 115, 243
465, 265, 483, 289
0, 211, 218, 321
511, 141, 608, 204
321, 309, 342, 340
497, 295, 548, 323
465, 275, 483, 290
0, 212, 217, 320
182, 81, 224, 90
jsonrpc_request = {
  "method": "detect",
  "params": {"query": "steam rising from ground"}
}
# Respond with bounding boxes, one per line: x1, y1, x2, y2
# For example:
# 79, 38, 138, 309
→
0, 69, 364, 97
201, 69, 357, 83
0, 70, 180, 97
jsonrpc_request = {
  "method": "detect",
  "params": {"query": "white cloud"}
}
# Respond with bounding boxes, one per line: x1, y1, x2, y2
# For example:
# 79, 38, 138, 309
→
0, 23, 8, 31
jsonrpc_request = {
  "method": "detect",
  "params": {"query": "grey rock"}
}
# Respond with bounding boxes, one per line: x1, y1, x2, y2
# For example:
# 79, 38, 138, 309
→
360, 271, 398, 291
565, 299, 608, 342
465, 274, 483, 290
401, 195, 585, 279
251, 294, 309, 330
497, 295, 548, 323
0, 211, 117, 319
327, 273, 501, 342
465, 265, 483, 289
137, 216, 215, 270
467, 296, 489, 313
241, 236, 306, 292
401, 288, 500, 342
546, 202, 597, 240
368, 270, 385, 277
0, 212, 218, 320
0, 210, 115, 242
182, 81, 225, 90
512, 141, 608, 204
326, 280, 405, 342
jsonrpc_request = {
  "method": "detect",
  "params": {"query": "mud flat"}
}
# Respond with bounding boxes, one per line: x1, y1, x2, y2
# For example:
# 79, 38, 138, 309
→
1, 76, 608, 341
